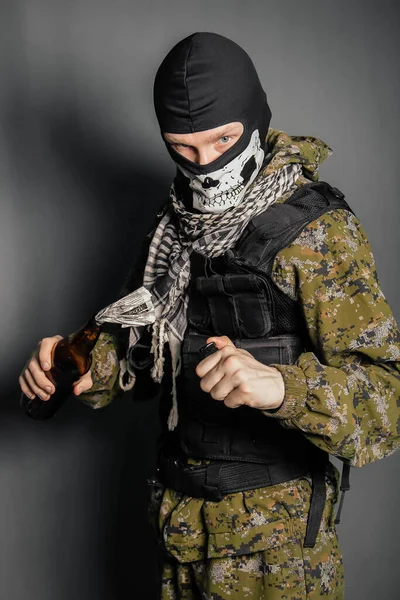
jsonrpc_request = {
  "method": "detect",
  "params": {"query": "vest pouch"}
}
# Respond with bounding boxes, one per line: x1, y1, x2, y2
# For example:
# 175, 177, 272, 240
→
193, 273, 272, 339
235, 334, 305, 366
178, 329, 307, 462
179, 331, 230, 423
229, 334, 306, 458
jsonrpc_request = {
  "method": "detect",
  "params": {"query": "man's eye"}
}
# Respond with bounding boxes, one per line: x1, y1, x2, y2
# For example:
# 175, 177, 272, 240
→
219, 136, 231, 144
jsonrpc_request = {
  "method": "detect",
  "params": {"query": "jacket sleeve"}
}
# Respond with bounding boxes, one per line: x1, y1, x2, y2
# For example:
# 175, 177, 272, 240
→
264, 207, 400, 468
77, 330, 126, 409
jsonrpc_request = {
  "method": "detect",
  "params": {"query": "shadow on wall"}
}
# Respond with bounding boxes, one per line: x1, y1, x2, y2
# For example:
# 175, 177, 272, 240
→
2, 85, 168, 598
3, 82, 171, 411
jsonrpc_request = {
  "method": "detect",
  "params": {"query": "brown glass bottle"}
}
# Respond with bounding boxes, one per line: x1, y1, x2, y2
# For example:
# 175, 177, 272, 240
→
21, 314, 103, 420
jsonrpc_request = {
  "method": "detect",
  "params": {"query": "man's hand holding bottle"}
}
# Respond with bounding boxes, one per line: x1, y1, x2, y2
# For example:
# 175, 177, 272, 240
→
18, 315, 102, 419
19, 335, 94, 402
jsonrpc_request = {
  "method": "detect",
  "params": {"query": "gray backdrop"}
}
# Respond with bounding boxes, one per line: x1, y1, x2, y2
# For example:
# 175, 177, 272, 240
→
1, 1, 399, 598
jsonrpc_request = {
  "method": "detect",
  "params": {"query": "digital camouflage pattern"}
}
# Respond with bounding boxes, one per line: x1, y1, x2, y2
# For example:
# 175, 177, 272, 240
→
267, 203, 400, 468
152, 465, 344, 599
79, 129, 400, 599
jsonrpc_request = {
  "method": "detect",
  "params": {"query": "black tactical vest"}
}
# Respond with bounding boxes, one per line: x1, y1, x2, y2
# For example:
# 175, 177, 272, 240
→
172, 181, 354, 466
149, 181, 354, 547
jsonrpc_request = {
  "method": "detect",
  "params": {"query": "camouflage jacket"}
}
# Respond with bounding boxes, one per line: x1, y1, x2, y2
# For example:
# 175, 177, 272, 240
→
78, 129, 400, 563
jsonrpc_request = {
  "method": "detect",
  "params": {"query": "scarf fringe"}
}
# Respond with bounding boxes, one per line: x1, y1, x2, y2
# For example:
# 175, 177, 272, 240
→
118, 357, 136, 391
167, 340, 182, 431
150, 319, 168, 383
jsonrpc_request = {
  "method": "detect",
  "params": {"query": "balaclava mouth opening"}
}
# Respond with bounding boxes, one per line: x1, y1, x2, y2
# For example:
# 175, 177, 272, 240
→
153, 32, 272, 214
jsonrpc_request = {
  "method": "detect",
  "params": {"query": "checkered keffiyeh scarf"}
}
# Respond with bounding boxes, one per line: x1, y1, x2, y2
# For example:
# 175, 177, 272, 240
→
127, 161, 302, 430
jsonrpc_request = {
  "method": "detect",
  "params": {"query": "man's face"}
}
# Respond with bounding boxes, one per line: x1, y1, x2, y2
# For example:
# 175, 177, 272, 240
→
163, 122, 244, 166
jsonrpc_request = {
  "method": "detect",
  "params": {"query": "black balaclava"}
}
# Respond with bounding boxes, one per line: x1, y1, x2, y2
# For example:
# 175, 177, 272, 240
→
153, 32, 272, 213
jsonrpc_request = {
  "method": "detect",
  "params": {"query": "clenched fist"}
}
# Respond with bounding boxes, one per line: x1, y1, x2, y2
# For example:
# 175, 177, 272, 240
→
195, 335, 285, 411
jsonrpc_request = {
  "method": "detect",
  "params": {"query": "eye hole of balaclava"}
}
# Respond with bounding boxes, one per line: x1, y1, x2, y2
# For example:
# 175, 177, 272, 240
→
153, 32, 272, 214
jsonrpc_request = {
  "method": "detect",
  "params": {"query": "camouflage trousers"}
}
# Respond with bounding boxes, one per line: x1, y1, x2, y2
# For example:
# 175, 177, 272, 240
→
159, 538, 344, 599
148, 465, 345, 599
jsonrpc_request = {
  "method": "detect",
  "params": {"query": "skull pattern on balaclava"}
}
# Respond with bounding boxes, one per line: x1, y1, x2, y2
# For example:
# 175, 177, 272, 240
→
153, 32, 272, 213
177, 129, 264, 213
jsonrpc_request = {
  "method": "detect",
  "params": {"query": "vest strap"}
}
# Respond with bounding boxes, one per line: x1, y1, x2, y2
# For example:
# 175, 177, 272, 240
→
158, 455, 312, 502
304, 466, 327, 547
334, 462, 351, 525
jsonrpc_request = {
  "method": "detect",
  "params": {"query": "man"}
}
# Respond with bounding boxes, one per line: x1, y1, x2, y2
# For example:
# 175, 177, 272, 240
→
19, 33, 400, 599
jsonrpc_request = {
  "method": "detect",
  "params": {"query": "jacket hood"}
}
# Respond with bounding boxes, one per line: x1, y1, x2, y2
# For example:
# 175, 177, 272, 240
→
263, 128, 332, 182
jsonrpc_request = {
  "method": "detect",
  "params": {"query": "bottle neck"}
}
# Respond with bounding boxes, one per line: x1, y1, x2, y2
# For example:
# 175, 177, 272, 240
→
69, 314, 104, 353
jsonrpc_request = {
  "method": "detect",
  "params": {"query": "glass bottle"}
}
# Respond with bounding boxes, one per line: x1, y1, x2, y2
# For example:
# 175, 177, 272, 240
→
21, 314, 103, 420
